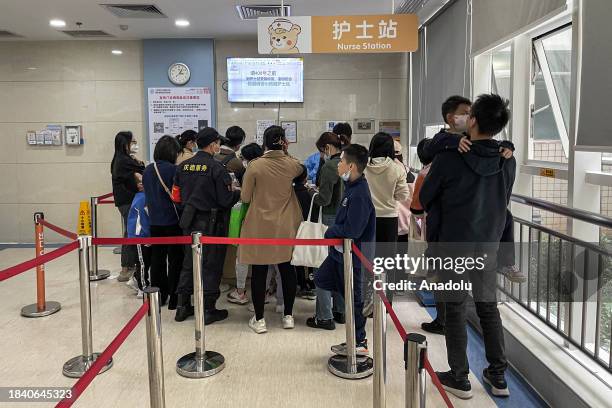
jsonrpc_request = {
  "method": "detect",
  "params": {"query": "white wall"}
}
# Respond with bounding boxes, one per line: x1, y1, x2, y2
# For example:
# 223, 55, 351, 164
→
0, 41, 145, 243
215, 40, 409, 161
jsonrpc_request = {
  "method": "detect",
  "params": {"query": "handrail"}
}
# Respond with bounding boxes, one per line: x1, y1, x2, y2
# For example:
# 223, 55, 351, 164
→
511, 193, 612, 229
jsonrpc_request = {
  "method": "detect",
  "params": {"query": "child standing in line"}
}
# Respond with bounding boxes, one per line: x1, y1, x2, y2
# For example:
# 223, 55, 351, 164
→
315, 144, 376, 355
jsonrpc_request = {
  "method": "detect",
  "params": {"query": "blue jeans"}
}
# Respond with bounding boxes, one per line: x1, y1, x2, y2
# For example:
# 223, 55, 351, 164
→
315, 213, 345, 320
315, 256, 365, 343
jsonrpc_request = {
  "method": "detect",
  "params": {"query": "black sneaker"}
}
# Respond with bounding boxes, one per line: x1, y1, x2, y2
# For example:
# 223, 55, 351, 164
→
306, 316, 335, 330
421, 319, 445, 335
204, 308, 228, 325
482, 368, 510, 397
333, 312, 345, 324
436, 371, 473, 399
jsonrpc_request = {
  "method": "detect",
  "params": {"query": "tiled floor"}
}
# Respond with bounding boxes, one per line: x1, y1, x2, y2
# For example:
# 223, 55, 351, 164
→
0, 246, 502, 407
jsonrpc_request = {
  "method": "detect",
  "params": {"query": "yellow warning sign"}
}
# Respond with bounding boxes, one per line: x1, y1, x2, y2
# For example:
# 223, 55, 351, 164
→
77, 200, 91, 235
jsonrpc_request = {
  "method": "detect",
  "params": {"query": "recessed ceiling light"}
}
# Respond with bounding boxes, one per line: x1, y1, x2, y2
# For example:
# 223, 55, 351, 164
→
175, 19, 190, 27
111, 49, 123, 55
49, 19, 66, 28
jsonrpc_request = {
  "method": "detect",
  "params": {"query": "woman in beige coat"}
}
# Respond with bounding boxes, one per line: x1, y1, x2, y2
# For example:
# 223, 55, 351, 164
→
239, 126, 303, 334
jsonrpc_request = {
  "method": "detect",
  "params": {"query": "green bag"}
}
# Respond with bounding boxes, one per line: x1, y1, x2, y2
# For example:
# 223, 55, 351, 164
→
228, 202, 249, 239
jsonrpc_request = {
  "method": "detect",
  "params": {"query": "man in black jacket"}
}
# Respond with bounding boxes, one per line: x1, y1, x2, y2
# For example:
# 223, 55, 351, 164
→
420, 94, 515, 400
171, 128, 241, 324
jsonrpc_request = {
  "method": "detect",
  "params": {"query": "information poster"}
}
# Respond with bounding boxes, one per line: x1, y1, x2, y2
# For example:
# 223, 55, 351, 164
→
379, 121, 401, 141
148, 87, 212, 160
281, 121, 298, 143
256, 120, 277, 145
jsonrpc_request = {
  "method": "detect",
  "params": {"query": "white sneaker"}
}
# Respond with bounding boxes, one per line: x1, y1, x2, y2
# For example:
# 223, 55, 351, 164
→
275, 304, 284, 313
227, 289, 249, 305
136, 290, 144, 299
126, 277, 139, 293
249, 315, 267, 334
282, 315, 294, 329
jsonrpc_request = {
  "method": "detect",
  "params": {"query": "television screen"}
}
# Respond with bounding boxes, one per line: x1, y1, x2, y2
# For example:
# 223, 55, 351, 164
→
227, 58, 304, 103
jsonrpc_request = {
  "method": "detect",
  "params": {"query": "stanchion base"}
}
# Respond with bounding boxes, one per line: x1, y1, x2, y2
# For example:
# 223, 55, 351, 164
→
113, 247, 122, 255
176, 351, 225, 378
62, 353, 113, 378
328, 355, 374, 380
89, 270, 111, 281
21, 301, 61, 318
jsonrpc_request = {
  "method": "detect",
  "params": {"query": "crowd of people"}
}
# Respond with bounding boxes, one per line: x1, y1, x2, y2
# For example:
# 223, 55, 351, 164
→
110, 92, 518, 401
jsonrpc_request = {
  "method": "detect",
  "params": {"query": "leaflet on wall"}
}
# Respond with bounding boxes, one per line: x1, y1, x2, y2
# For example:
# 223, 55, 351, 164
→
326, 120, 344, 132
256, 119, 276, 145
379, 121, 401, 141
281, 121, 297, 143
148, 87, 212, 160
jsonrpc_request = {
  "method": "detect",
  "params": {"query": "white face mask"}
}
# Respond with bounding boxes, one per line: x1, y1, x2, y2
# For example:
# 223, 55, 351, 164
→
130, 143, 139, 154
454, 115, 469, 132
340, 167, 351, 182
242, 160, 248, 168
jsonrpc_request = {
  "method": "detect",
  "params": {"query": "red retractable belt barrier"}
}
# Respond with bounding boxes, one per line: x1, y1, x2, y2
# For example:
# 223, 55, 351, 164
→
96, 192, 115, 204
93, 236, 192, 246
352, 243, 455, 408
56, 301, 150, 408
97, 192, 114, 201
0, 241, 79, 282
92, 236, 343, 247
38, 219, 78, 240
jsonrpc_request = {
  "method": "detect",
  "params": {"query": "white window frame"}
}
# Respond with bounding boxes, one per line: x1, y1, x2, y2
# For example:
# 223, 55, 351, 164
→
529, 24, 572, 161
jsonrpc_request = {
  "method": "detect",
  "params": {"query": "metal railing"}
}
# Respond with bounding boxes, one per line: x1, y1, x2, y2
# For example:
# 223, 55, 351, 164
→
502, 194, 612, 373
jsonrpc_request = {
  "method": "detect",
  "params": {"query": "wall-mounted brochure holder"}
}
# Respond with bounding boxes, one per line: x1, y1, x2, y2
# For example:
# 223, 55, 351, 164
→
65, 125, 83, 146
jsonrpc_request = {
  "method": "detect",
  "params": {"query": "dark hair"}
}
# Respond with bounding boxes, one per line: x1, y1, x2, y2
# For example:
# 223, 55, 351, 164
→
342, 144, 369, 173
111, 131, 134, 173
332, 123, 352, 145
241, 142, 264, 162
315, 132, 346, 152
441, 95, 472, 125
470, 94, 510, 136
225, 126, 246, 148
114, 131, 133, 156
416, 138, 433, 166
294, 164, 308, 185
368, 132, 395, 162
154, 135, 181, 163
176, 129, 197, 148
263, 125, 286, 150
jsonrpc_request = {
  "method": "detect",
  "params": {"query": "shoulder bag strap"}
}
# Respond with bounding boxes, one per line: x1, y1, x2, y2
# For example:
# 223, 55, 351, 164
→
153, 162, 179, 220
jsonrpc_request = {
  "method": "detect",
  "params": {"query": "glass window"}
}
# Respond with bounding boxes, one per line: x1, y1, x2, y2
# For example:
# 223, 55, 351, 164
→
529, 26, 572, 163
491, 46, 513, 140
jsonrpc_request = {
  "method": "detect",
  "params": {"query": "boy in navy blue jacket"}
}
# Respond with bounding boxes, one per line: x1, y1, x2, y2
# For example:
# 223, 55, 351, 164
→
315, 144, 375, 356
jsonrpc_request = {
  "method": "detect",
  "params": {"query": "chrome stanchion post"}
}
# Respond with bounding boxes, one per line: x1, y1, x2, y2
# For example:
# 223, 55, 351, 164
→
328, 239, 373, 379
404, 333, 427, 408
176, 232, 225, 378
63, 235, 113, 378
89, 197, 110, 281
113, 200, 123, 255
144, 287, 166, 408
373, 272, 387, 407
21, 212, 61, 318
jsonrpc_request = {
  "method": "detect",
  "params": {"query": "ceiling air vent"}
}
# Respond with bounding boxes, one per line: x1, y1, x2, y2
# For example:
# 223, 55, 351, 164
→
236, 5, 291, 20
100, 4, 166, 18
395, 0, 429, 14
0, 30, 22, 38
62, 30, 114, 38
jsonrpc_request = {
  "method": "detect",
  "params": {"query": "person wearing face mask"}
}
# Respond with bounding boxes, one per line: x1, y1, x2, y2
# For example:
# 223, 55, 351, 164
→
175, 129, 198, 164
314, 144, 375, 356
111, 131, 145, 282
238, 125, 303, 334
171, 127, 241, 324
215, 126, 246, 183
306, 132, 348, 330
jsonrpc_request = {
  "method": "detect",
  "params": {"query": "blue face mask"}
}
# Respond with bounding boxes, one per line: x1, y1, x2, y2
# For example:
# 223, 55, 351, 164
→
340, 169, 351, 182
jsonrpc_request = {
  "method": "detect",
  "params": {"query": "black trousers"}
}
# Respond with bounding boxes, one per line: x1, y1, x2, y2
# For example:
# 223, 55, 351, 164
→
251, 263, 296, 320
176, 211, 229, 310
118, 204, 138, 268
497, 210, 515, 267
441, 269, 507, 381
374, 217, 398, 304
150, 224, 184, 301
296, 266, 315, 290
